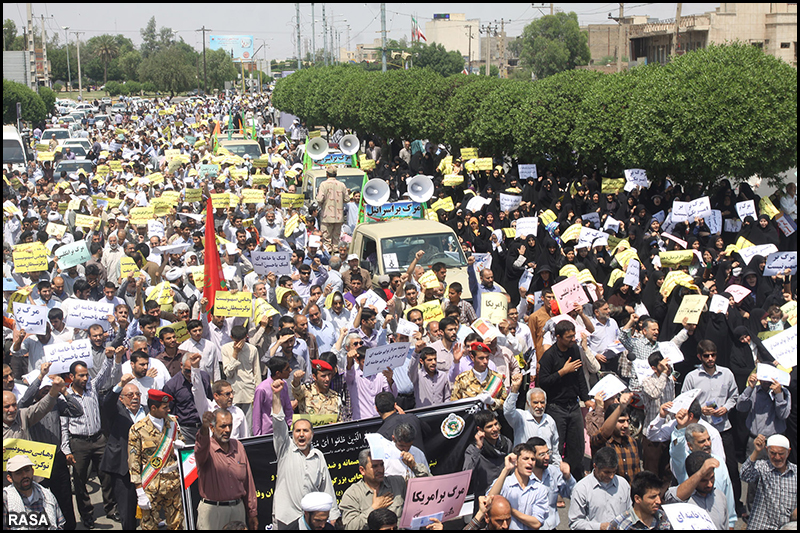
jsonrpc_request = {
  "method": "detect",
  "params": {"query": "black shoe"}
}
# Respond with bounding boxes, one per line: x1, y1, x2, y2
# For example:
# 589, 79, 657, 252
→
106, 512, 121, 522
82, 517, 95, 529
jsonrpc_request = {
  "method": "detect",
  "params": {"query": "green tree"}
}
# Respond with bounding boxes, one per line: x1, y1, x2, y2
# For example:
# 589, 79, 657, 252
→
469, 80, 531, 158
622, 43, 797, 189
91, 34, 120, 85
118, 50, 142, 82
4, 18, 17, 51
519, 12, 591, 80
138, 45, 196, 96
140, 17, 174, 58
205, 48, 237, 90
3, 80, 46, 124
37, 86, 56, 114
409, 42, 465, 77
443, 76, 502, 149
478, 65, 500, 77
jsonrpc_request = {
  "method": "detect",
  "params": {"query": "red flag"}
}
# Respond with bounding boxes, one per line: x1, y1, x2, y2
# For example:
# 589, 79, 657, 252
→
202, 197, 226, 318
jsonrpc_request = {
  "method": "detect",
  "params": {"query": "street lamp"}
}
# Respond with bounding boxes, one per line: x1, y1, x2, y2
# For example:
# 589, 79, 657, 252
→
63, 26, 71, 92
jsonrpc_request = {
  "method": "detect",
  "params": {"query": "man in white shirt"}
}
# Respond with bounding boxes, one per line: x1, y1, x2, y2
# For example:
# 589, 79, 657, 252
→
119, 351, 169, 396
587, 299, 621, 374
180, 319, 221, 381
187, 353, 249, 440
383, 423, 430, 480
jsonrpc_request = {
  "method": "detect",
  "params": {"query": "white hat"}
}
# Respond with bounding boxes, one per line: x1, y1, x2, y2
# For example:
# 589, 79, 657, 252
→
164, 267, 185, 282
6, 454, 34, 473
300, 492, 334, 513
767, 434, 790, 450
47, 212, 61, 222
117, 215, 128, 222
346, 254, 359, 262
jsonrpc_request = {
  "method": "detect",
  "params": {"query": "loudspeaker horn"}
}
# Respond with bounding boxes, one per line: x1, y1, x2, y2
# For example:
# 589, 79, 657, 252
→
306, 137, 329, 160
363, 178, 391, 207
339, 134, 359, 156
407, 175, 434, 203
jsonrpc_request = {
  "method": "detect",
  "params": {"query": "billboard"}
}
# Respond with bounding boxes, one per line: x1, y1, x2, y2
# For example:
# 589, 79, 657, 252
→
208, 35, 254, 62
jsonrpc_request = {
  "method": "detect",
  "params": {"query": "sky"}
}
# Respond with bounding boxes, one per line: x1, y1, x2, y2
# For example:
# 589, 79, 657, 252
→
5, 3, 720, 61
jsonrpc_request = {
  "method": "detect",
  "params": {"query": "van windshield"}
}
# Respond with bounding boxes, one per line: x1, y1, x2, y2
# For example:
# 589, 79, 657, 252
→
381, 233, 467, 270
220, 143, 263, 159
3, 140, 25, 164
314, 173, 365, 195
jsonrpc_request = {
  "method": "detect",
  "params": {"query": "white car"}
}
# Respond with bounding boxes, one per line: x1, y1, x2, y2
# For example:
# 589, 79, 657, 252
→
41, 128, 71, 145
101, 97, 112, 105
75, 103, 98, 114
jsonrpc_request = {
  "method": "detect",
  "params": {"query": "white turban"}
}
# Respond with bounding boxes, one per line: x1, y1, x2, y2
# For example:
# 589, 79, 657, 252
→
767, 434, 790, 450
300, 492, 334, 513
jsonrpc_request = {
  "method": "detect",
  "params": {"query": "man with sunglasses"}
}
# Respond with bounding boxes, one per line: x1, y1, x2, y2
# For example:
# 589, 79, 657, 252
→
681, 340, 740, 519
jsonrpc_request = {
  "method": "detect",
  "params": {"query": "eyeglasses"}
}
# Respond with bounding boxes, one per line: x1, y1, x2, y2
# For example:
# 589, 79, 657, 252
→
700, 352, 716, 358
352, 341, 363, 346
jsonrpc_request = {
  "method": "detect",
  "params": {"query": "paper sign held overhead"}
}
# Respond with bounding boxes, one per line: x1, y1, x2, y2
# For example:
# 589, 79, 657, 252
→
12, 302, 48, 335
756, 362, 791, 387
480, 292, 508, 325
251, 251, 292, 276
363, 342, 410, 378
708, 294, 730, 315
763, 251, 797, 276
672, 294, 708, 325
44, 339, 93, 374
552, 276, 589, 314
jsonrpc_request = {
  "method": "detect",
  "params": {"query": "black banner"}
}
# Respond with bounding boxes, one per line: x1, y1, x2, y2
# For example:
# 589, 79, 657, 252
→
179, 399, 481, 529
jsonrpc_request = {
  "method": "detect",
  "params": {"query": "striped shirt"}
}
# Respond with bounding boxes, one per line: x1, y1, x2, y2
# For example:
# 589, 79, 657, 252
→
740, 457, 797, 530
63, 356, 116, 437
590, 432, 641, 483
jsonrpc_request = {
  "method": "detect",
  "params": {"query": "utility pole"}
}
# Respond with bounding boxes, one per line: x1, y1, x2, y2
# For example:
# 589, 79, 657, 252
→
550, 3, 554, 15
40, 15, 49, 87
296, 3, 302, 69
197, 26, 210, 94
467, 25, 473, 74
381, 3, 387, 72
499, 19, 506, 79
322, 4, 328, 67
27, 3, 35, 86
73, 31, 84, 99
617, 3, 625, 72
63, 26, 71, 92
311, 3, 316, 65
671, 3, 683, 57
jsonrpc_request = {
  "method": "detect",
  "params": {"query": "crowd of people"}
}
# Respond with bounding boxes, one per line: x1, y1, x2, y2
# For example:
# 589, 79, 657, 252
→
3, 86, 798, 531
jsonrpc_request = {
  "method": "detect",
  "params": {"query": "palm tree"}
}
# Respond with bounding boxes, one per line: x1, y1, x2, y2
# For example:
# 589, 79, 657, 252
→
94, 35, 119, 85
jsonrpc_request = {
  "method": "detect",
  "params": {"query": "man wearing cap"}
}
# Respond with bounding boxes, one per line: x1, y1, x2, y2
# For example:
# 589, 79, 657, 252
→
740, 433, 797, 530
451, 341, 508, 410
341, 254, 371, 290
316, 166, 348, 252
4, 455, 66, 530
128, 389, 185, 530
292, 358, 342, 422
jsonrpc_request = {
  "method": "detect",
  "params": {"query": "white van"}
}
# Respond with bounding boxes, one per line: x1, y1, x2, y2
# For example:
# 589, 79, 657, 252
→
3, 125, 28, 174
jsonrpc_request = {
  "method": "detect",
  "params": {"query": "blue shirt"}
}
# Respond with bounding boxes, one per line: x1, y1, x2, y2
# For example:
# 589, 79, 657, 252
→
532, 464, 576, 530
492, 472, 550, 530
308, 319, 338, 354
468, 263, 504, 316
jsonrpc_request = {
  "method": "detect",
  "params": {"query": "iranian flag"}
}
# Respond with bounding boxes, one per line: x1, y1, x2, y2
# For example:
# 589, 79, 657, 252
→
412, 17, 427, 42
202, 197, 227, 319
180, 449, 197, 488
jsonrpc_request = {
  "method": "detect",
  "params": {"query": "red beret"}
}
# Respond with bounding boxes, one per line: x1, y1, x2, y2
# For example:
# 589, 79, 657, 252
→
311, 359, 333, 372
470, 341, 491, 353
147, 389, 173, 403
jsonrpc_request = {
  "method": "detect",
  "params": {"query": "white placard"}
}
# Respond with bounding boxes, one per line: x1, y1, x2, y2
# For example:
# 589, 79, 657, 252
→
396, 318, 419, 338
761, 325, 797, 368
518, 164, 537, 180
661, 503, 715, 530
365, 433, 402, 462
668, 388, 702, 414
499, 193, 521, 212
44, 339, 94, 374
624, 168, 648, 190
147, 220, 165, 239
516, 217, 538, 238
657, 341, 684, 364
151, 242, 192, 255
707, 210, 722, 235
55, 240, 91, 270
763, 251, 797, 276
518, 268, 534, 291
472, 253, 492, 277
12, 302, 49, 335
23, 368, 52, 389
632, 358, 655, 384
356, 290, 387, 314
662, 232, 687, 249
251, 251, 292, 275
623, 259, 640, 288
382, 253, 400, 271
671, 201, 689, 223
708, 294, 730, 315
465, 195, 491, 214
307, 234, 321, 248
688, 197, 712, 220
738, 243, 778, 265
735, 200, 757, 221
583, 212, 601, 229
65, 300, 114, 331
363, 342, 411, 378
456, 324, 472, 343
775, 214, 797, 236
603, 216, 620, 233
723, 219, 742, 233
756, 362, 791, 387
588, 374, 628, 399
578, 227, 609, 249
552, 276, 589, 313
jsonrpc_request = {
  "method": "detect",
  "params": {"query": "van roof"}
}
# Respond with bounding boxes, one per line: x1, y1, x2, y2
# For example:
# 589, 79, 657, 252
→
356, 219, 455, 239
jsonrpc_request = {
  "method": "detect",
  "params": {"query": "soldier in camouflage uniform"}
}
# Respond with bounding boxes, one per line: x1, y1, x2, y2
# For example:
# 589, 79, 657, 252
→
291, 359, 343, 422
128, 389, 185, 530
451, 341, 508, 410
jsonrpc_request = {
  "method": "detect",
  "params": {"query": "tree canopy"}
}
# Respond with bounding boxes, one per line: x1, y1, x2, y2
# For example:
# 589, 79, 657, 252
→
519, 12, 591, 80
273, 43, 797, 189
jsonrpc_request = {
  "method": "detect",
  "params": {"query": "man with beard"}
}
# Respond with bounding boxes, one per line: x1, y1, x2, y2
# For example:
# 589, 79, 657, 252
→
590, 392, 640, 483
4, 455, 65, 530
194, 409, 258, 530
664, 451, 729, 530
271, 379, 340, 528
525, 437, 575, 529
463, 410, 513, 514
740, 433, 797, 530
486, 443, 550, 530
292, 358, 342, 422
504, 373, 561, 460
